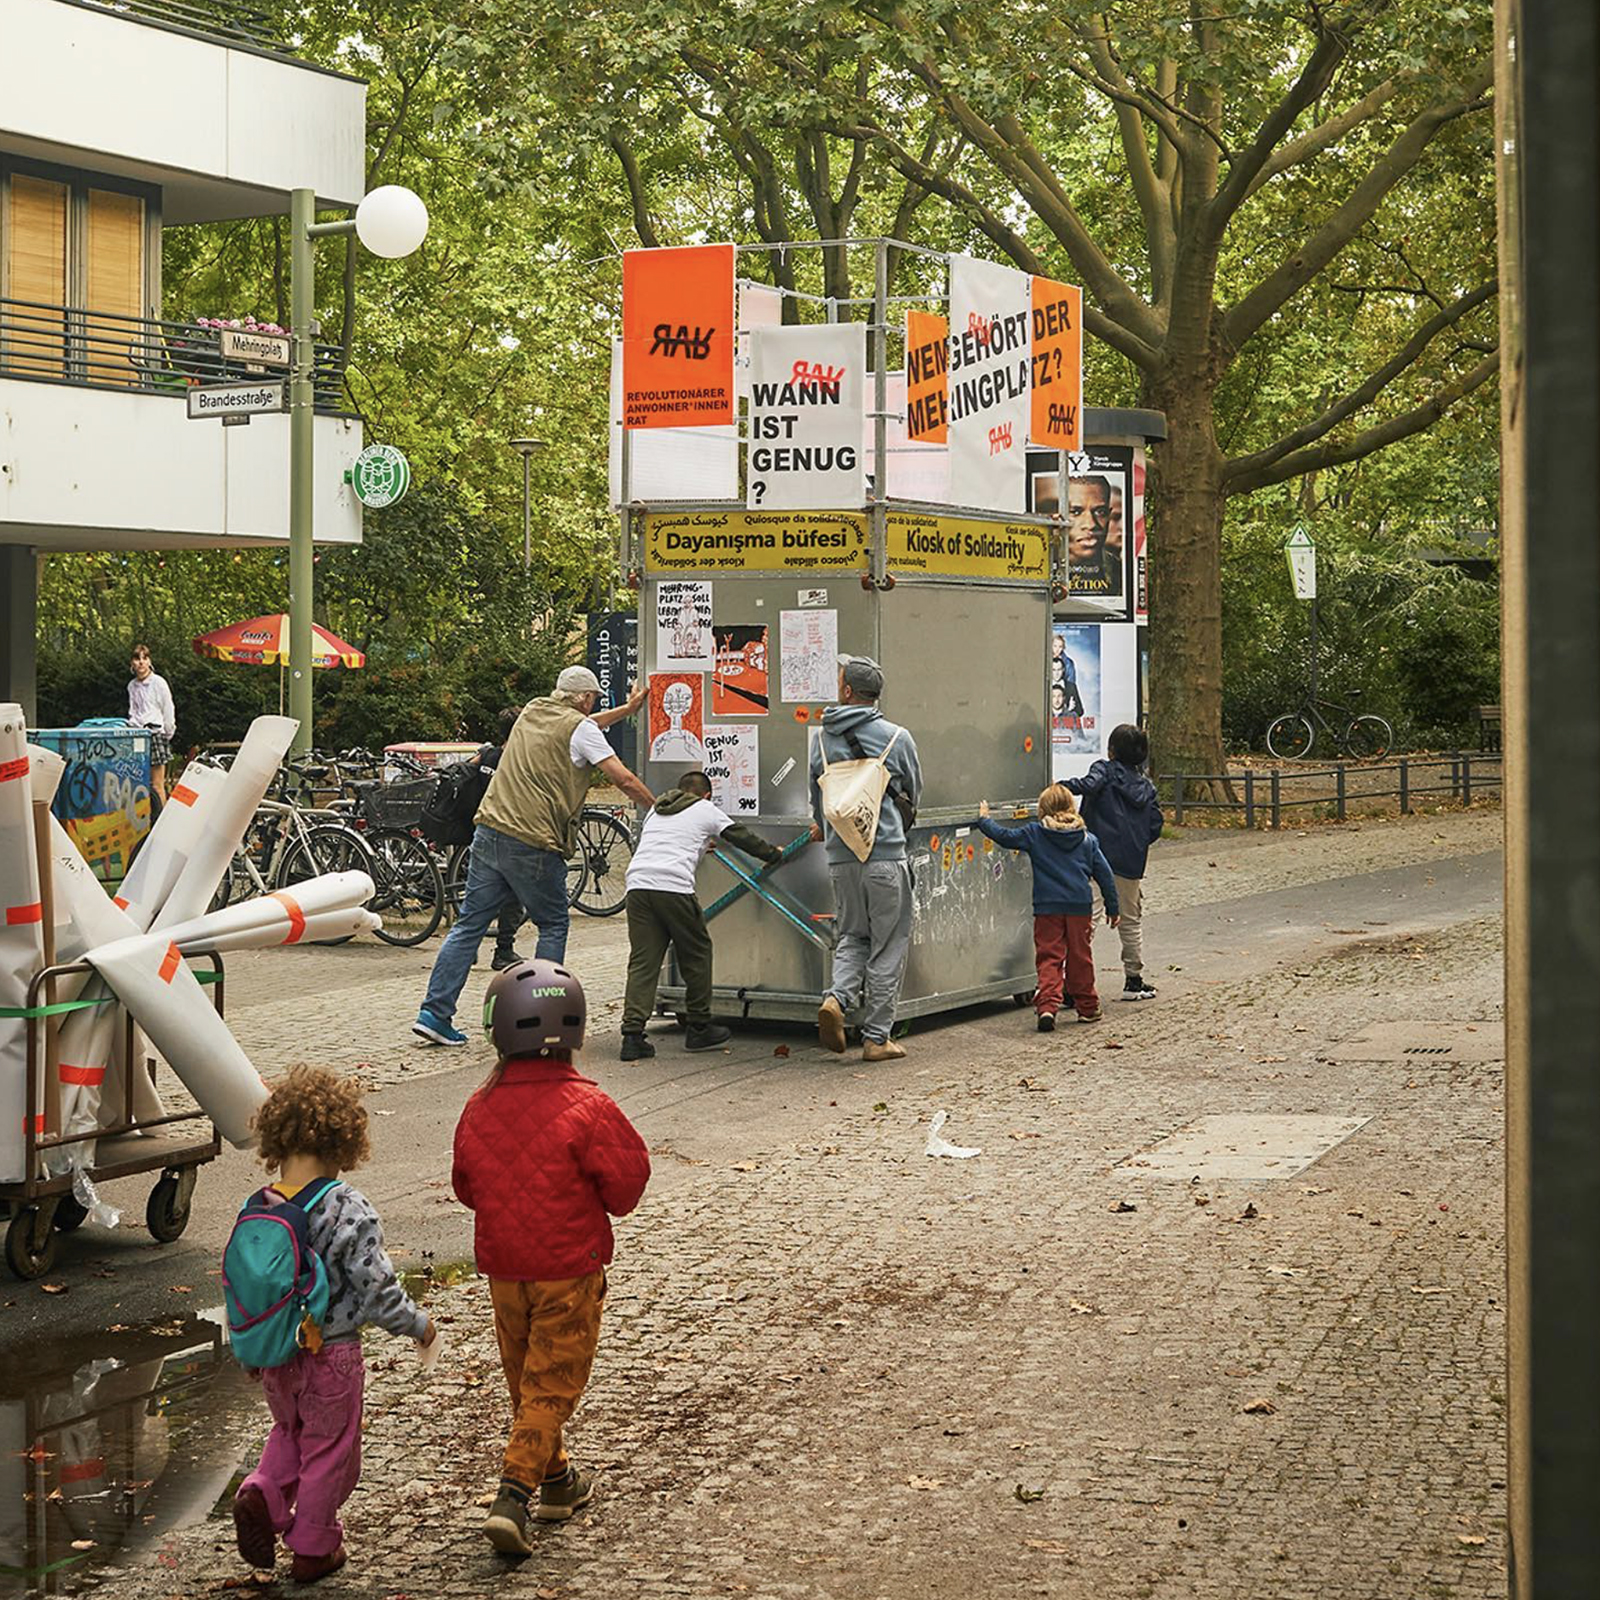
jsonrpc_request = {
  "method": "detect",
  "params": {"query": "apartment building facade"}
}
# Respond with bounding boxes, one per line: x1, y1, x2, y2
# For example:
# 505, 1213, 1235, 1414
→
0, 0, 369, 714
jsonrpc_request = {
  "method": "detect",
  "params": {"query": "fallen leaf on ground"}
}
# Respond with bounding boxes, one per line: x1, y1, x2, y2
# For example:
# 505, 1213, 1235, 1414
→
1018, 1077, 1045, 1091
1015, 1484, 1046, 1503
1023, 1539, 1072, 1554
70, 1539, 95, 1550
1194, 1194, 1212, 1206
1242, 1398, 1277, 1415
730, 1160, 760, 1172
1411, 1286, 1447, 1296
1102, 1041, 1124, 1051
1458, 1534, 1486, 1546
1237, 1203, 1260, 1221
1108, 1200, 1137, 1213
1008, 1130, 1040, 1140
907, 1475, 943, 1490
1068, 1300, 1097, 1315
40, 1283, 68, 1295
773, 1045, 790, 1058
171, 1285, 193, 1294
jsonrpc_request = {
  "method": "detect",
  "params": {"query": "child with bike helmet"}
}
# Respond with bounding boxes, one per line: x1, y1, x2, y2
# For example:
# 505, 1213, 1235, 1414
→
452, 960, 650, 1557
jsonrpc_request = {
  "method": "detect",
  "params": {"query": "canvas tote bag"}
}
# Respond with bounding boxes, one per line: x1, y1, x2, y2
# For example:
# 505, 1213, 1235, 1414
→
816, 727, 904, 863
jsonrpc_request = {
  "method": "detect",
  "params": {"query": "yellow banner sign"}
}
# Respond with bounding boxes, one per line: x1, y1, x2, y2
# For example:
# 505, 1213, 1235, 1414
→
886, 513, 1051, 581
643, 510, 868, 572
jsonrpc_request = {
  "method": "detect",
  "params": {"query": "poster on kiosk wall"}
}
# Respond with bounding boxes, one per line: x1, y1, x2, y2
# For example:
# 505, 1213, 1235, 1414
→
1050, 622, 1139, 781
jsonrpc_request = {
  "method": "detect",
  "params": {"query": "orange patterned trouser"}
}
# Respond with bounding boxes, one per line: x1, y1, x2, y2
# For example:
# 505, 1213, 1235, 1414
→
489, 1272, 606, 1489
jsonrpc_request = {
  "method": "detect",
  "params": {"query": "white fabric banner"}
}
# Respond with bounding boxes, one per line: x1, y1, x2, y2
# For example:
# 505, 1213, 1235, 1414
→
866, 372, 950, 503
735, 281, 785, 397
157, 871, 375, 952
947, 255, 1031, 514
84, 932, 268, 1148
115, 759, 229, 931
0, 710, 46, 1182
609, 340, 739, 506
747, 322, 866, 510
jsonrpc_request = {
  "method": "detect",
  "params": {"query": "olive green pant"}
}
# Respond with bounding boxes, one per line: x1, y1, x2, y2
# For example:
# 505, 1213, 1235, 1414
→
622, 889, 714, 1034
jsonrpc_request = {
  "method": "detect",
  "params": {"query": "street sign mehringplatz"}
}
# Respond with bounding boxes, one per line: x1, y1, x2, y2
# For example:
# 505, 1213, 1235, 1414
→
1285, 526, 1317, 600
219, 329, 290, 366
187, 381, 287, 420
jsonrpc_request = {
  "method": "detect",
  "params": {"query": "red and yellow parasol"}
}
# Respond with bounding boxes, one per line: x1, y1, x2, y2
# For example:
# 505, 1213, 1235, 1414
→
193, 615, 366, 669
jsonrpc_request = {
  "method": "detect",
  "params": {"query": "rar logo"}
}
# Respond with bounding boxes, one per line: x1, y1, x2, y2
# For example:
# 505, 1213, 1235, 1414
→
651, 323, 715, 359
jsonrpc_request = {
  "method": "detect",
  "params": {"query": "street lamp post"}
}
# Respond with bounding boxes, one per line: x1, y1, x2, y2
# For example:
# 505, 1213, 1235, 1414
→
287, 183, 428, 752
510, 437, 546, 572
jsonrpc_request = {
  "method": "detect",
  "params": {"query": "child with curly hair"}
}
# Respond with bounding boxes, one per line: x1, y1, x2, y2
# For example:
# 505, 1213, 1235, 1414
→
231, 1067, 435, 1585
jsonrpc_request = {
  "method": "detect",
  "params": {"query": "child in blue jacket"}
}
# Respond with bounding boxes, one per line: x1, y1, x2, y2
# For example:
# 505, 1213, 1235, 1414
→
978, 785, 1119, 1029
1064, 724, 1165, 1000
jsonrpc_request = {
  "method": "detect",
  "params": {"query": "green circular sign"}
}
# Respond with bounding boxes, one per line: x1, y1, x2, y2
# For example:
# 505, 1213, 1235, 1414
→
350, 443, 411, 509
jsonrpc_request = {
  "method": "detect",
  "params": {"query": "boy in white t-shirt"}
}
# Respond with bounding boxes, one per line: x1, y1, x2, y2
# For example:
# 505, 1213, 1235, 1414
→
620, 771, 784, 1061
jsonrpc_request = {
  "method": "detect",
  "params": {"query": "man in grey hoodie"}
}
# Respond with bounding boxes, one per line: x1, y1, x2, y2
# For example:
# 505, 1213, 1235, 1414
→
807, 655, 923, 1061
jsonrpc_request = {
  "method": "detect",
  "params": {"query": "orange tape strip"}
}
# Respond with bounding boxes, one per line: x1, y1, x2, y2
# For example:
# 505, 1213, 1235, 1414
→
112, 895, 130, 910
170, 782, 199, 806
272, 891, 307, 944
59, 1064, 106, 1087
157, 943, 182, 983
5, 902, 42, 925
0, 756, 28, 783
60, 1460, 107, 1484
22, 1114, 43, 1134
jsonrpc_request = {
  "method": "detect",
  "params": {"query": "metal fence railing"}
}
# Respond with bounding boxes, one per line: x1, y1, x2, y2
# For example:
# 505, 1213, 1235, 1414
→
69, 0, 287, 52
1159, 752, 1504, 830
0, 297, 346, 413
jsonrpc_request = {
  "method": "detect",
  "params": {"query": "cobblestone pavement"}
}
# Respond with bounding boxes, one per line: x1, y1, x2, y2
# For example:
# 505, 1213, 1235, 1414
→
80, 808, 1509, 1600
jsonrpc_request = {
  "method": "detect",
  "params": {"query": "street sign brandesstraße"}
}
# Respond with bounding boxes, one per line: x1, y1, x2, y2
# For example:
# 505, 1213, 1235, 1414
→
187, 381, 287, 421
218, 329, 290, 367
1285, 526, 1317, 600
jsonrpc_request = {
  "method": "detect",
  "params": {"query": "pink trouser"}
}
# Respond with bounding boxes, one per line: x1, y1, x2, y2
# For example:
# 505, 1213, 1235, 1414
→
240, 1341, 365, 1557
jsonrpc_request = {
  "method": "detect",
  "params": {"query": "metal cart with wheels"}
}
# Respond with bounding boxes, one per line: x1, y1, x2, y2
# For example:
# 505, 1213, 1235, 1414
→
2, 954, 224, 1281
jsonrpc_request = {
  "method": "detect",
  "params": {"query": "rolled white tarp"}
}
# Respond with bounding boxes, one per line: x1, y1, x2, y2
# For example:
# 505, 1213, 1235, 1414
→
178, 907, 382, 954
113, 760, 230, 930
83, 931, 267, 1148
150, 716, 297, 933
27, 743, 64, 808
0, 709, 47, 1182
156, 871, 375, 952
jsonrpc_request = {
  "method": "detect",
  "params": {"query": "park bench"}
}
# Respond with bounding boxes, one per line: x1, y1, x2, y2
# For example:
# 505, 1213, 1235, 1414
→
1478, 704, 1502, 752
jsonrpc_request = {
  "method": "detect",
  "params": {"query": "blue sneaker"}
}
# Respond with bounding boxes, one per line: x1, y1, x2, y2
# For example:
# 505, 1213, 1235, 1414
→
413, 1009, 468, 1047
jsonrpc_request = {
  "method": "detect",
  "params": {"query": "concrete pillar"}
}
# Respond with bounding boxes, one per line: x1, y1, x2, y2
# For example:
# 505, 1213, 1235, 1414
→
1497, 0, 1600, 1592
0, 546, 38, 721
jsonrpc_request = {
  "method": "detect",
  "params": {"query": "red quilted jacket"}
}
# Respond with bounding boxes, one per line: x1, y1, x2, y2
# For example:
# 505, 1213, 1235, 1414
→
451, 1057, 650, 1280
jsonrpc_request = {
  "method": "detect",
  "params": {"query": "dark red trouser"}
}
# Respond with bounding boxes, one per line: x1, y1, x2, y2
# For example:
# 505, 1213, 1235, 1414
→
1032, 914, 1098, 1016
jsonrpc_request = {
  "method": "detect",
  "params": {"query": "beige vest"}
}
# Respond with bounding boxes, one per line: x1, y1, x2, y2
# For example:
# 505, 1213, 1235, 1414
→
475, 696, 593, 856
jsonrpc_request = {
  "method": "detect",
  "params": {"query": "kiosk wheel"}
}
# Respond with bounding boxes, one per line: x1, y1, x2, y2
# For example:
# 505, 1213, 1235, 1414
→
6, 1206, 59, 1280
147, 1169, 195, 1244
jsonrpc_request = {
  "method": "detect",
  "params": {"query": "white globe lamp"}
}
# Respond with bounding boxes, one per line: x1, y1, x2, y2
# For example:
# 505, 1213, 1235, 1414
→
355, 185, 429, 259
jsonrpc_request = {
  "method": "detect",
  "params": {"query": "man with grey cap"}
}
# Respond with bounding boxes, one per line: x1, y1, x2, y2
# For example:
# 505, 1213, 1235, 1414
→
414, 667, 651, 1045
807, 654, 923, 1061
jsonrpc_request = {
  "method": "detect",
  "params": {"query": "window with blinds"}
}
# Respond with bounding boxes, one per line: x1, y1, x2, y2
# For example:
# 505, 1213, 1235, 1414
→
86, 189, 145, 386
4, 174, 68, 376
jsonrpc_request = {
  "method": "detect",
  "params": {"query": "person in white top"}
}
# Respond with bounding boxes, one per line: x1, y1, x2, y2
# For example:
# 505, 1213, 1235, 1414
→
127, 643, 177, 803
619, 770, 785, 1062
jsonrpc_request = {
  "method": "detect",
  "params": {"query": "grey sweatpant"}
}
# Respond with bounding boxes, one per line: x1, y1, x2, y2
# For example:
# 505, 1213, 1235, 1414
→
1094, 874, 1145, 974
827, 858, 913, 1044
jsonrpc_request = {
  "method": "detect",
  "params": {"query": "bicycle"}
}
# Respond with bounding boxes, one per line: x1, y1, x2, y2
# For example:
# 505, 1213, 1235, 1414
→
1265, 695, 1394, 761
442, 806, 636, 922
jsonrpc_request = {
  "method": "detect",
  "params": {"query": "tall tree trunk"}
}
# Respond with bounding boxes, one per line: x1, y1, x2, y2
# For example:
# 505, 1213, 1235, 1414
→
1145, 373, 1228, 785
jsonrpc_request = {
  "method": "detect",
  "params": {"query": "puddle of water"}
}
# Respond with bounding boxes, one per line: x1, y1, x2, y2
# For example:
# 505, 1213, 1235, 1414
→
0, 1316, 256, 1598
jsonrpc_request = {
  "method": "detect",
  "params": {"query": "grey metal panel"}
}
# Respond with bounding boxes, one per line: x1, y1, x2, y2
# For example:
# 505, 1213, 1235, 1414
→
877, 580, 1050, 812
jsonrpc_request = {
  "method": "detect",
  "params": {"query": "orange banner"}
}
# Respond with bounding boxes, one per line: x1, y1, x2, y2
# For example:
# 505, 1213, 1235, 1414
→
622, 244, 735, 430
904, 309, 949, 443
1029, 277, 1082, 449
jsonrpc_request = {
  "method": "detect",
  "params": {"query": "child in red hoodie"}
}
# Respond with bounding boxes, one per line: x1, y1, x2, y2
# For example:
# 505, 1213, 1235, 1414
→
452, 960, 650, 1557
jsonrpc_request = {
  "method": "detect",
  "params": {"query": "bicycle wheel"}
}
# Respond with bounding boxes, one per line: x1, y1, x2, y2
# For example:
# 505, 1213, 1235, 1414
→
278, 826, 375, 944
207, 850, 256, 913
566, 849, 587, 908
1265, 713, 1315, 760
366, 828, 445, 946
444, 842, 471, 920
1344, 715, 1393, 761
571, 811, 632, 917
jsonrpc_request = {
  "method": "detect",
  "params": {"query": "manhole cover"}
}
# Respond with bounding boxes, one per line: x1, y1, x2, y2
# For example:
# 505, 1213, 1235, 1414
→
1326, 1021, 1504, 1062
1116, 1113, 1371, 1181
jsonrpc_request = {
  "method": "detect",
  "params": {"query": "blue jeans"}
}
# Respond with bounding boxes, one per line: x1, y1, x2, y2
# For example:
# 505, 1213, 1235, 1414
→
421, 826, 571, 1025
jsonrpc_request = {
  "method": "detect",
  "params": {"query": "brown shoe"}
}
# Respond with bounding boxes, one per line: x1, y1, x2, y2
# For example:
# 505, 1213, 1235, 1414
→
1078, 1006, 1103, 1023
290, 1548, 347, 1585
232, 1484, 275, 1571
817, 995, 847, 1054
862, 1038, 906, 1062
537, 1465, 596, 1522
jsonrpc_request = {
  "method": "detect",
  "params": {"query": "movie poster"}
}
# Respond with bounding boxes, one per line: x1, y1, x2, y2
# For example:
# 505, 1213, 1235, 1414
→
1029, 446, 1133, 604
711, 625, 769, 716
1050, 623, 1101, 766
647, 672, 707, 766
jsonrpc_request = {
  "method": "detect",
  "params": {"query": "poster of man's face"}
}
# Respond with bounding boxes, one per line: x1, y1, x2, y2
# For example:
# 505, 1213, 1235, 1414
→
1106, 484, 1125, 558
1066, 475, 1110, 562
1028, 447, 1132, 605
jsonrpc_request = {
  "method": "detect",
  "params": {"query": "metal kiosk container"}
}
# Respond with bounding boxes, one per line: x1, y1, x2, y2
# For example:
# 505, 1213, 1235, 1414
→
618, 237, 1164, 1025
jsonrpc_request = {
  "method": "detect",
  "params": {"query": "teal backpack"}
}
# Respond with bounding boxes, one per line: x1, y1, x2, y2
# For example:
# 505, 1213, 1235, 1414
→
223, 1178, 341, 1368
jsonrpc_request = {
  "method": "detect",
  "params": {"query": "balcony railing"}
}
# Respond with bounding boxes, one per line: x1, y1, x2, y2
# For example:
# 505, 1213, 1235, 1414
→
0, 297, 347, 413
65, 0, 288, 53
